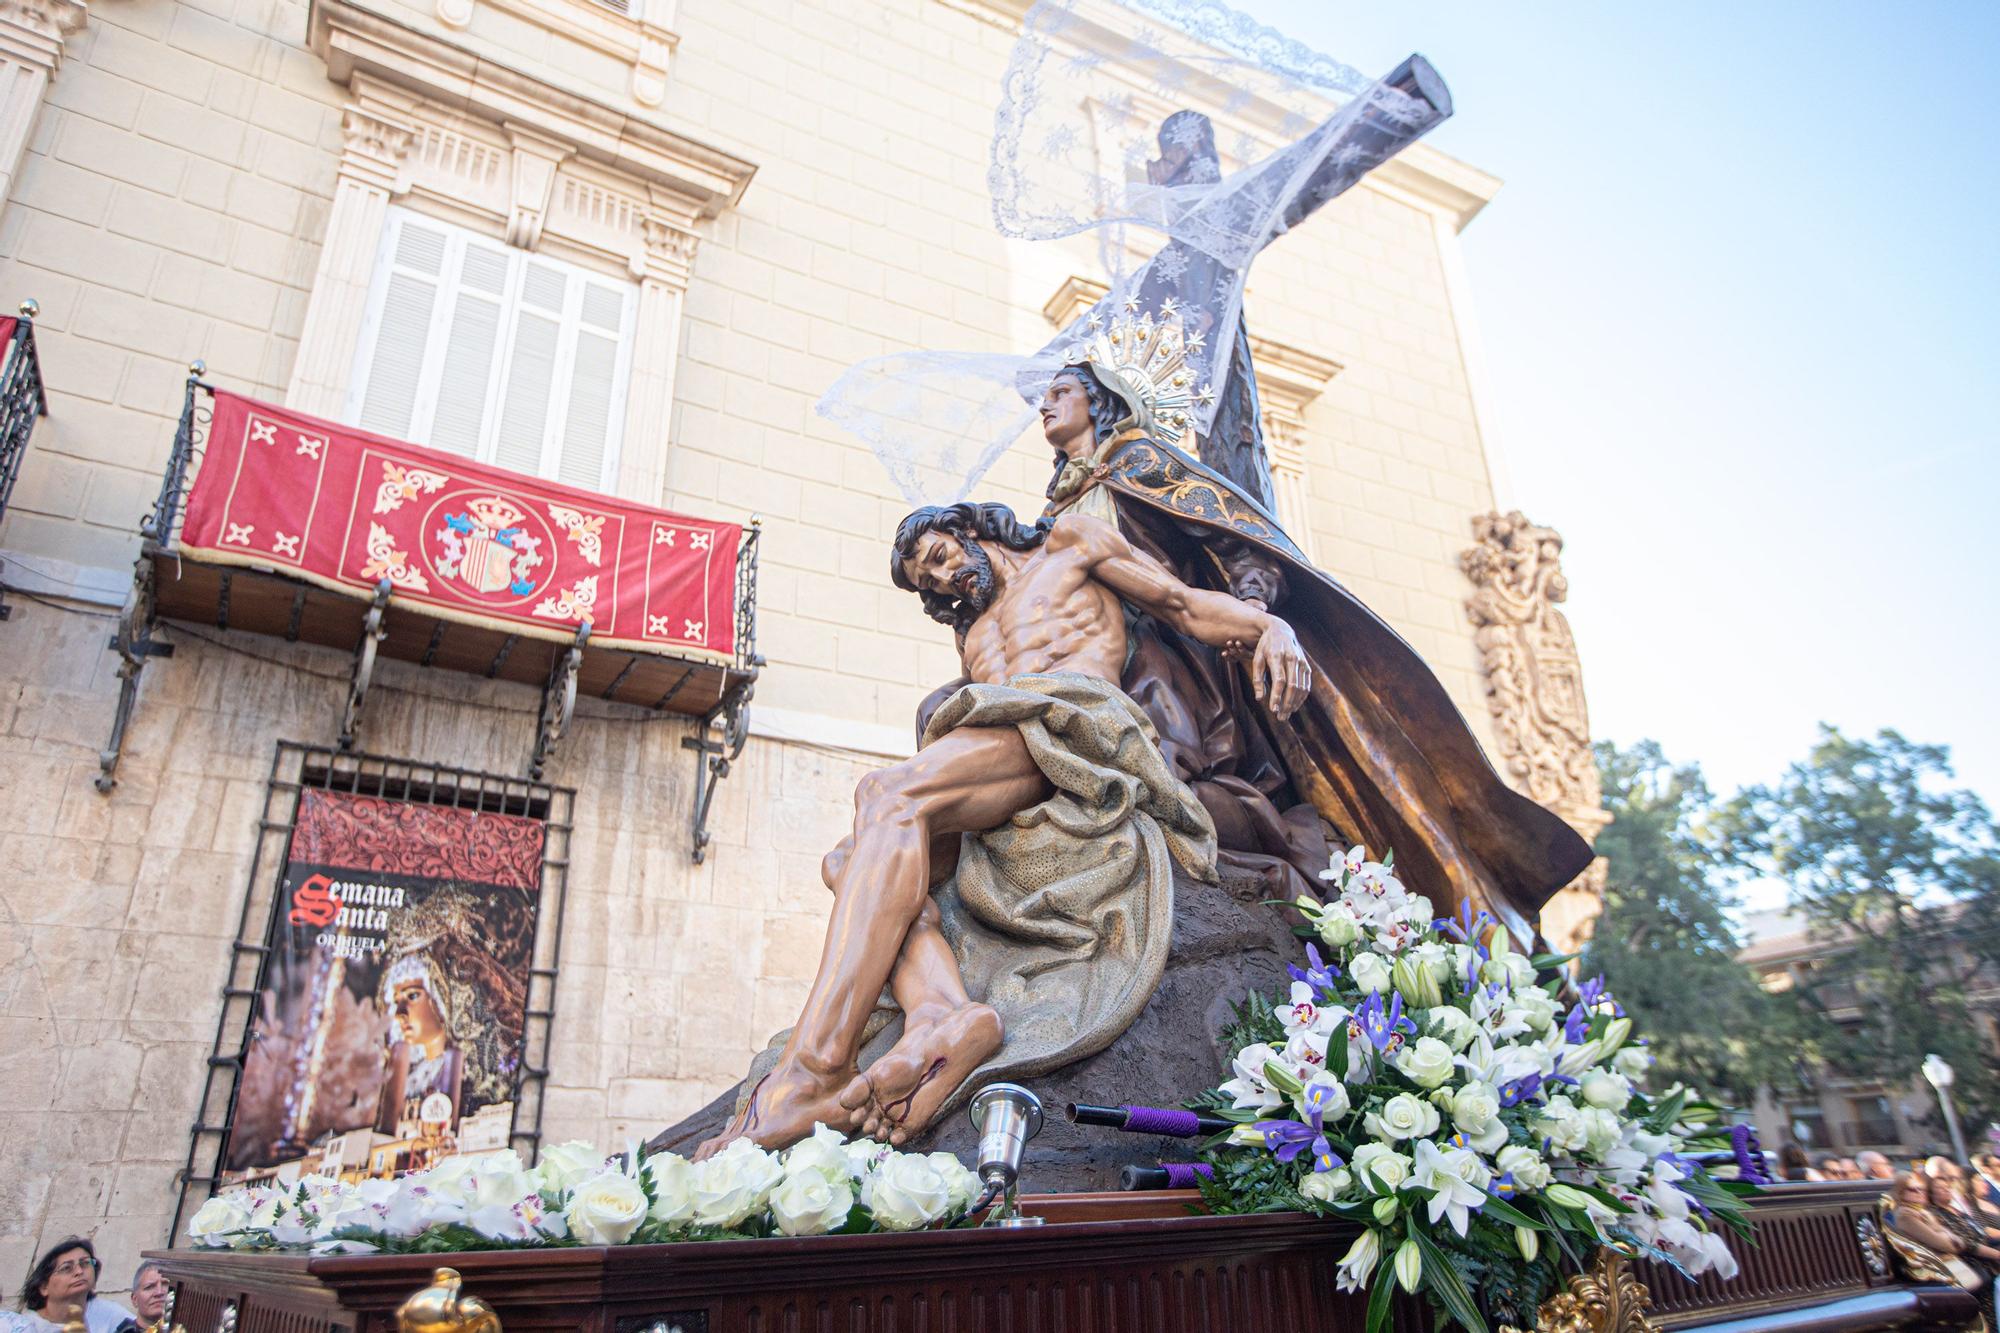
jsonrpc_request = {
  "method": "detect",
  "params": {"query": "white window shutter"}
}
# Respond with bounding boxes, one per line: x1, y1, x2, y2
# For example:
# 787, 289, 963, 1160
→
354, 215, 449, 439
350, 208, 638, 492
426, 238, 510, 458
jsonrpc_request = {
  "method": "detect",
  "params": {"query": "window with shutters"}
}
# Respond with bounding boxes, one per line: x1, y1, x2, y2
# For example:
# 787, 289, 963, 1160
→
346, 207, 638, 494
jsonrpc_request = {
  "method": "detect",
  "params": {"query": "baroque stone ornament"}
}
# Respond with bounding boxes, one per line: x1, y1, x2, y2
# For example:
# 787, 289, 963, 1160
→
1461, 511, 1614, 951
1503, 1248, 1661, 1333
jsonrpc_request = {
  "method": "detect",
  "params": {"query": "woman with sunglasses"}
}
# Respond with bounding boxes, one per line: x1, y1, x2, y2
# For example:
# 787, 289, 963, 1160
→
3, 1238, 140, 1333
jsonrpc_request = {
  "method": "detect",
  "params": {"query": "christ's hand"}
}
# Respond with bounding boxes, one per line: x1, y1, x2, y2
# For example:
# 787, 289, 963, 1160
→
1251, 618, 1311, 719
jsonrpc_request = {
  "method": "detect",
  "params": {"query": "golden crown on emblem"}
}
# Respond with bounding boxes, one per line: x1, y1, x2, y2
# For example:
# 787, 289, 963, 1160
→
1063, 297, 1214, 450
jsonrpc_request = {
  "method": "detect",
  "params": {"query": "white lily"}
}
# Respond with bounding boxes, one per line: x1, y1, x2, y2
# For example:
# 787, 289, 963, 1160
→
1405, 1138, 1490, 1238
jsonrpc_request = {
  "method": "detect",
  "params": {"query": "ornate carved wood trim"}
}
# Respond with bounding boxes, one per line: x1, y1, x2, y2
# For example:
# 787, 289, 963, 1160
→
1507, 1249, 1662, 1333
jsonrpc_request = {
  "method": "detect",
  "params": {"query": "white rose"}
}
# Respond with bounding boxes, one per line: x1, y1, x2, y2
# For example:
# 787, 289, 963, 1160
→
1365, 1093, 1440, 1142
1481, 951, 1536, 990
1581, 1070, 1632, 1111
1496, 1145, 1552, 1191
691, 1139, 784, 1229
925, 1152, 981, 1214
1450, 1082, 1501, 1134
845, 1136, 894, 1178
868, 1152, 952, 1231
1316, 904, 1363, 948
769, 1170, 855, 1236
1396, 1037, 1455, 1090
536, 1140, 607, 1195
783, 1123, 854, 1187
1613, 1046, 1652, 1082
1581, 1107, 1624, 1156
189, 1194, 253, 1246
464, 1154, 539, 1212
564, 1170, 648, 1245
1352, 1143, 1414, 1191
644, 1152, 696, 1226
1402, 895, 1434, 928
1292, 1072, 1351, 1122
1510, 989, 1560, 1032
1349, 951, 1393, 994
1534, 1096, 1590, 1154
1427, 1007, 1479, 1052
1300, 1167, 1353, 1203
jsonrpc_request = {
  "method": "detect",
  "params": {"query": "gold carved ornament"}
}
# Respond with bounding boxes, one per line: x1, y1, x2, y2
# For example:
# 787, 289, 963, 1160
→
1501, 1248, 1662, 1333
398, 1267, 503, 1333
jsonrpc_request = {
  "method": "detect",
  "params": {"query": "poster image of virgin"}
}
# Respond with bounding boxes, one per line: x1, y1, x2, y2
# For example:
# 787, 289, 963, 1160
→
223, 786, 546, 1186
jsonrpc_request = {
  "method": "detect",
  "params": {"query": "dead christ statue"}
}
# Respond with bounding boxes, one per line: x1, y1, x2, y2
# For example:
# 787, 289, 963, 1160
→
693, 503, 1310, 1156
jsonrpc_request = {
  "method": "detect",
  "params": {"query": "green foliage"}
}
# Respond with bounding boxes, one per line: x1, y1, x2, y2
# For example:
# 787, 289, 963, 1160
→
1221, 989, 1287, 1052
1580, 740, 1819, 1102
1717, 725, 2000, 1133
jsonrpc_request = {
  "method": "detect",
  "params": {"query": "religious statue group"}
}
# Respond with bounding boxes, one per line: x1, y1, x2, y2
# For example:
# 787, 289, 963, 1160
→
678, 69, 1593, 1160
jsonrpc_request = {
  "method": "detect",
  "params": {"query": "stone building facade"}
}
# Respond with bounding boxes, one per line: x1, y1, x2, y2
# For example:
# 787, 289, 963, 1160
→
0, 0, 1603, 1287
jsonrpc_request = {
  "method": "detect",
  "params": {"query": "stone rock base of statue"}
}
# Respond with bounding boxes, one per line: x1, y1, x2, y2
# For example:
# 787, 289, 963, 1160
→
652, 861, 1301, 1190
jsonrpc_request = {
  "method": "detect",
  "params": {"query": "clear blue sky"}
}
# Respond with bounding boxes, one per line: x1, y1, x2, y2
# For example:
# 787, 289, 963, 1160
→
1237, 0, 2000, 812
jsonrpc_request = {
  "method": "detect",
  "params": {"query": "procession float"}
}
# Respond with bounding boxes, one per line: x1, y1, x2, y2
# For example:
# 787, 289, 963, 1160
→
107, 2, 1984, 1331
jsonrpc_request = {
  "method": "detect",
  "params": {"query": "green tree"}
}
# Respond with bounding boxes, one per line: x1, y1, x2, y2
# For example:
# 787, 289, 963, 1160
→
1580, 740, 1812, 1105
1719, 727, 2000, 1136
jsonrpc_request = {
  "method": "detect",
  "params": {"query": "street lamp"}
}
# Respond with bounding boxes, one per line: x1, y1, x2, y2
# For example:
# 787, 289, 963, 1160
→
1922, 1054, 1970, 1163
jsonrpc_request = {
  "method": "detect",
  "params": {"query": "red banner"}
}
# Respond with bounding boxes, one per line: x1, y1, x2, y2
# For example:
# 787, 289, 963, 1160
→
180, 390, 739, 662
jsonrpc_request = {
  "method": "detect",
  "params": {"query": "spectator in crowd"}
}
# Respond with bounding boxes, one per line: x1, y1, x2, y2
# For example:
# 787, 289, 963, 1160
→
1973, 1153, 2000, 1222
1857, 1150, 1895, 1181
126, 1266, 166, 1329
1888, 1172, 1991, 1305
1926, 1159, 2000, 1248
1811, 1153, 1840, 1180
2, 1238, 138, 1333
1778, 1142, 1816, 1181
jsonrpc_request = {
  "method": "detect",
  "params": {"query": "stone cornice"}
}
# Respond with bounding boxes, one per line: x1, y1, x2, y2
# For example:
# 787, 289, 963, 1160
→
309, 0, 754, 219
0, 0, 86, 71
934, 0, 1501, 231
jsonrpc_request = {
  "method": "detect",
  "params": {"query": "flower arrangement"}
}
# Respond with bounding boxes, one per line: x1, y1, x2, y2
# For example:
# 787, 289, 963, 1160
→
186, 1125, 985, 1253
1191, 847, 1757, 1333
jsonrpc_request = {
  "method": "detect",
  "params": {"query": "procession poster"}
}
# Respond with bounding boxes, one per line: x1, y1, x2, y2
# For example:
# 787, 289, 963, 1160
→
222, 787, 546, 1185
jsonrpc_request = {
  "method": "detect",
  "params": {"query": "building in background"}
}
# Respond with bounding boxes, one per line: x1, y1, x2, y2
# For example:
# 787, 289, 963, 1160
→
1739, 907, 2000, 1162
0, 0, 1608, 1280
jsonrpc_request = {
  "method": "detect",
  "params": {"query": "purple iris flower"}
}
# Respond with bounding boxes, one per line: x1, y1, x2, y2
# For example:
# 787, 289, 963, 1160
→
1351, 991, 1414, 1053
1288, 942, 1341, 997
1579, 975, 1608, 1008
1250, 1080, 1347, 1173
1462, 952, 1484, 997
1498, 1073, 1544, 1108
1563, 1005, 1589, 1045
1489, 1171, 1519, 1199
1437, 900, 1494, 945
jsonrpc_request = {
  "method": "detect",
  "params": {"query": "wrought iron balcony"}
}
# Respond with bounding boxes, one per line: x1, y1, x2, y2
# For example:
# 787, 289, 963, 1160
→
0, 300, 49, 620
100, 366, 761, 859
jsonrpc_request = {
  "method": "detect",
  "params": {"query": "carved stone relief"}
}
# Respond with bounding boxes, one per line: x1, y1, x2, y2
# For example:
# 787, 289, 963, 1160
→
1461, 510, 1613, 951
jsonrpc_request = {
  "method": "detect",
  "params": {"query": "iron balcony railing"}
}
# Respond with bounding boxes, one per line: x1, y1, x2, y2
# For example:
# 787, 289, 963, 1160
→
0, 300, 50, 619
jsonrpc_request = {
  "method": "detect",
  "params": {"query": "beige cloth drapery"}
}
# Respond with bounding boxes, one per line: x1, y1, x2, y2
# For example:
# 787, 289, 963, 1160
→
735, 671, 1217, 1129
922, 672, 1217, 1101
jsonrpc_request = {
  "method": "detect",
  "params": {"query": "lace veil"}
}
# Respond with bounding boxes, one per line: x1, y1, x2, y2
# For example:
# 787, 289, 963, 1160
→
816, 0, 1451, 506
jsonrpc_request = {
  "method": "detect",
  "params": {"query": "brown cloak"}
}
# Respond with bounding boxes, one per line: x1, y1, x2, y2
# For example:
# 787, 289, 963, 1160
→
1062, 434, 1593, 942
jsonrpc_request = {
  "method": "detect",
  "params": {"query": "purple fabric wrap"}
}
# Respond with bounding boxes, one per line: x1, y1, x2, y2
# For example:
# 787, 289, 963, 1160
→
1121, 1104, 1203, 1137
1162, 1162, 1214, 1188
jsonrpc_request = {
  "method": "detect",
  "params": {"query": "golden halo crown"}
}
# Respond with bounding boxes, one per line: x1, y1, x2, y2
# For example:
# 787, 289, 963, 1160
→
1062, 298, 1213, 450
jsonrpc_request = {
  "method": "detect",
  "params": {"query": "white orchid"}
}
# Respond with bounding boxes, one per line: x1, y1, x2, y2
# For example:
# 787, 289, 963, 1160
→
1218, 1041, 1286, 1112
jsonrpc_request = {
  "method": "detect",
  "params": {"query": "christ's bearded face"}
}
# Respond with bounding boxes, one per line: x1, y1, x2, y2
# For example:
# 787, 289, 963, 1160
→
900, 528, 997, 617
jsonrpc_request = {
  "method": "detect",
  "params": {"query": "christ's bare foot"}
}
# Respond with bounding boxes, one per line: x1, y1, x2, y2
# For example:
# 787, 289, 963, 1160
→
692, 1060, 855, 1160
839, 1001, 1002, 1145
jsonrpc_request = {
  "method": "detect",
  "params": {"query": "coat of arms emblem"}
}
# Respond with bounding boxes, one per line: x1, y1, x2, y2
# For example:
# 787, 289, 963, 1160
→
434, 495, 544, 597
